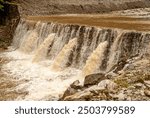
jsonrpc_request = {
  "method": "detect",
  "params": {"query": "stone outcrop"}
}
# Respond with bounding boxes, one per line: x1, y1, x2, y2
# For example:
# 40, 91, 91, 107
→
84, 73, 107, 86
60, 57, 150, 101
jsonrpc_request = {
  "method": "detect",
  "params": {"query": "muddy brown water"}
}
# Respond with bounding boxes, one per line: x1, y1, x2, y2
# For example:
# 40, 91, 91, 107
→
26, 15, 150, 31
0, 14, 150, 100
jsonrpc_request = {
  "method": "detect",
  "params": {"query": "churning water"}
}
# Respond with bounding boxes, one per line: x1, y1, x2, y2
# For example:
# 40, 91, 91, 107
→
1, 19, 150, 100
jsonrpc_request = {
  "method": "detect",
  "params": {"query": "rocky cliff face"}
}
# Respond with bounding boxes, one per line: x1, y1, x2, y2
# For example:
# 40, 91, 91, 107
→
16, 0, 150, 15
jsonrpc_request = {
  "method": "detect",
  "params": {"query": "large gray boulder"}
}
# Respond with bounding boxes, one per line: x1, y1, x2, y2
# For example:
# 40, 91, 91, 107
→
84, 73, 107, 86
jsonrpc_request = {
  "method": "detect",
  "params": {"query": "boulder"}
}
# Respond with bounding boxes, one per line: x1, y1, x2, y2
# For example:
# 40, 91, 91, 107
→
98, 79, 118, 90
84, 73, 107, 86
60, 80, 83, 100
70, 80, 82, 89
144, 90, 150, 97
60, 87, 78, 100
64, 91, 93, 101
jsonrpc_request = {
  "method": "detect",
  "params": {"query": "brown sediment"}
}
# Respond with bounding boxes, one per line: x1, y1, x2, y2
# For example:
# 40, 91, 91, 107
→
26, 15, 150, 31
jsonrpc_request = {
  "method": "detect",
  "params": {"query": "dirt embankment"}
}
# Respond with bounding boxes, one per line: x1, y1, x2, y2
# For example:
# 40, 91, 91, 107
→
16, 0, 150, 16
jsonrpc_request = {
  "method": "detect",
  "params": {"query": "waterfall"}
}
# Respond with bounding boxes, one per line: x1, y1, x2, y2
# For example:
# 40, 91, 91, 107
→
12, 20, 29, 48
106, 31, 123, 72
82, 41, 108, 77
2, 19, 150, 100
12, 20, 49, 51
19, 30, 38, 53
32, 33, 55, 62
51, 38, 77, 71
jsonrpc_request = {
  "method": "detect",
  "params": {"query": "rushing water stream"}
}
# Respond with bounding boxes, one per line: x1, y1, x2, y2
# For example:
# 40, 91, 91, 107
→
1, 19, 150, 100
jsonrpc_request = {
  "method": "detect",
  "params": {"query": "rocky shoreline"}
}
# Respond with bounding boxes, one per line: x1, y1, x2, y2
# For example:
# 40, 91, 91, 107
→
60, 56, 150, 101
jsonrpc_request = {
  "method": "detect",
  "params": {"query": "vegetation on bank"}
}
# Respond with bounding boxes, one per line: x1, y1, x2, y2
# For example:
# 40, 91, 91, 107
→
0, 0, 10, 11
0, 0, 19, 49
0, 0, 4, 11
0, 0, 19, 26
0, 0, 17, 11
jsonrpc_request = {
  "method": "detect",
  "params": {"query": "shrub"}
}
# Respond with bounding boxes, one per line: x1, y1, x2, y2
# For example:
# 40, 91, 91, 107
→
0, 0, 17, 11
0, 0, 4, 11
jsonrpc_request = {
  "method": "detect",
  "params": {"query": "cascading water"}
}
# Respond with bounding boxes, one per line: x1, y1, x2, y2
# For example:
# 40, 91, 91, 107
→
82, 41, 108, 77
106, 31, 123, 72
19, 30, 38, 53
51, 38, 77, 71
32, 33, 55, 62
1, 19, 150, 100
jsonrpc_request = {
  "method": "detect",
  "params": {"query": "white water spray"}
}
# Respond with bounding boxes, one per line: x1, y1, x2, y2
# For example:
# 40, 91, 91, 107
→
32, 33, 55, 62
82, 41, 108, 76
106, 31, 123, 72
19, 30, 38, 53
51, 38, 77, 71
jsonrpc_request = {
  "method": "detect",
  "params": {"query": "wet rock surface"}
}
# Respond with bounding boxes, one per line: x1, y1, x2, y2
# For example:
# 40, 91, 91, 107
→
84, 73, 107, 86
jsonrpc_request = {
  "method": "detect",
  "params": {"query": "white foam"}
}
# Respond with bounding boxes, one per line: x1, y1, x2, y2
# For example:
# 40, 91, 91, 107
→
2, 50, 82, 100
82, 41, 108, 76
